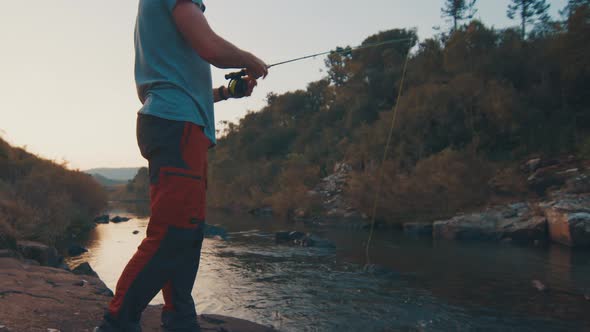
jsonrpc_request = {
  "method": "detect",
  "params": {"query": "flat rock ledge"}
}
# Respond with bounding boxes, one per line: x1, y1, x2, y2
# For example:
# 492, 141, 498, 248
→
0, 257, 275, 332
418, 193, 590, 247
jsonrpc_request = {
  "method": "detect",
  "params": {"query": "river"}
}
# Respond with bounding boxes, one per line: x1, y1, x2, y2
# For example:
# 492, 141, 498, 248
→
67, 208, 590, 331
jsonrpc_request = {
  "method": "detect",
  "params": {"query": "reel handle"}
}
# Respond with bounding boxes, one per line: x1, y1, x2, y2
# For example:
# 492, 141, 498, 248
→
224, 69, 247, 80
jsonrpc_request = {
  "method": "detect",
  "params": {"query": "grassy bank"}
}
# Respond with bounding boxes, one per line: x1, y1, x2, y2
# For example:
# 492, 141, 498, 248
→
0, 138, 107, 248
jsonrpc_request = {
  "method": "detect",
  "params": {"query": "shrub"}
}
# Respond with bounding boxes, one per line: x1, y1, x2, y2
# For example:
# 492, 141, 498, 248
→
348, 149, 493, 223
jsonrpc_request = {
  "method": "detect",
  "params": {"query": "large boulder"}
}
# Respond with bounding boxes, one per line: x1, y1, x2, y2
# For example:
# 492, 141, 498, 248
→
433, 203, 547, 244
500, 216, 548, 243
16, 241, 62, 267
433, 213, 500, 241
543, 194, 590, 247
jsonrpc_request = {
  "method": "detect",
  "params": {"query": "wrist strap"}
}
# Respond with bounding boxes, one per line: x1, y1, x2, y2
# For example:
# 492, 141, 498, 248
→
218, 86, 228, 100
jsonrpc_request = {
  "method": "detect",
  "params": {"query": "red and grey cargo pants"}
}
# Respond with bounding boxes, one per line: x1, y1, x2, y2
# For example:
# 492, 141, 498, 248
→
103, 114, 210, 331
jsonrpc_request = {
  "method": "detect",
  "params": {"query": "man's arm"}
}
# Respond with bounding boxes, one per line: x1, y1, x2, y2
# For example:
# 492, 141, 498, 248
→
172, 2, 268, 78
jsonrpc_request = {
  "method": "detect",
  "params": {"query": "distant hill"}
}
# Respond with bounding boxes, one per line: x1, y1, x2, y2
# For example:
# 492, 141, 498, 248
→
90, 173, 127, 187
85, 167, 141, 181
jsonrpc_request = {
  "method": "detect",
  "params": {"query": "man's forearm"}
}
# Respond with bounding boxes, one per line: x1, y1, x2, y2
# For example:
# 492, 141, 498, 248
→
213, 86, 230, 103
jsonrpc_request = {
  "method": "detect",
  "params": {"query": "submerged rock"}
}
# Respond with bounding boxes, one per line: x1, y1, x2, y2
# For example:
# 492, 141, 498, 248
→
93, 214, 110, 224
203, 224, 228, 240
248, 206, 274, 216
72, 262, 98, 277
275, 231, 335, 248
110, 216, 131, 223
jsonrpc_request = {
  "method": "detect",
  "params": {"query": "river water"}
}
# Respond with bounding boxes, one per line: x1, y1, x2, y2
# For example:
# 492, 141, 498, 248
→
67, 208, 590, 331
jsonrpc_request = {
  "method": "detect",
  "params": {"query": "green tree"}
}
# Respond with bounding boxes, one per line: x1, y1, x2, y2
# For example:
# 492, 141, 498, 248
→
507, 0, 551, 39
441, 0, 478, 31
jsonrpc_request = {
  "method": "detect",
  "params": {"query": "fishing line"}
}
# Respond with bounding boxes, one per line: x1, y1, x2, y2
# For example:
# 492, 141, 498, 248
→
267, 37, 415, 69
364, 39, 413, 267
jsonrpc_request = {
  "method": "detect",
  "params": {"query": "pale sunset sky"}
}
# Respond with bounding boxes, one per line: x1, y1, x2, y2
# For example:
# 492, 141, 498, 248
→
0, 0, 567, 170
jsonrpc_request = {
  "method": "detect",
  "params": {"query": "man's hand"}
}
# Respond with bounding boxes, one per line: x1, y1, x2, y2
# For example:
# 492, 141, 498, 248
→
242, 77, 258, 97
243, 54, 268, 79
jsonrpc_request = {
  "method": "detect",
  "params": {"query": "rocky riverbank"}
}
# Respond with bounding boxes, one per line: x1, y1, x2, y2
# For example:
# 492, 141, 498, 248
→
297, 157, 590, 248
0, 251, 276, 332
404, 157, 590, 248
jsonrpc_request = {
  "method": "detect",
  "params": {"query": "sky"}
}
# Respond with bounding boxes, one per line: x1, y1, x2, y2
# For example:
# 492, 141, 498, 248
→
0, 0, 568, 170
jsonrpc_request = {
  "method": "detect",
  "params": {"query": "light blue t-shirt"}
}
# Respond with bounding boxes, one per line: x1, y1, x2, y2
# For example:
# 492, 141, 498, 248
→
135, 0, 216, 144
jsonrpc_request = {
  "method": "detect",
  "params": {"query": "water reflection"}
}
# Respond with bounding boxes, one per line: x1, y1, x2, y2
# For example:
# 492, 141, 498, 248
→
67, 209, 590, 331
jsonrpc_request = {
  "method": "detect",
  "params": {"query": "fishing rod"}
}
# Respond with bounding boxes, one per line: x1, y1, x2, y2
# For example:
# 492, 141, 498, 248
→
224, 37, 416, 97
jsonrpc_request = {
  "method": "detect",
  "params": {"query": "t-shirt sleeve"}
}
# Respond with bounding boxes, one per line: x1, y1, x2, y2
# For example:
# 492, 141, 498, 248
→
164, 0, 204, 13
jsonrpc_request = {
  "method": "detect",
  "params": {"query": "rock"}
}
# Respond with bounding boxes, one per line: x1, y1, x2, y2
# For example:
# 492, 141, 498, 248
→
73, 279, 88, 287
248, 207, 273, 216
564, 174, 590, 194
203, 224, 228, 240
275, 231, 305, 244
0, 221, 16, 250
433, 214, 501, 241
403, 222, 433, 237
275, 231, 334, 248
93, 214, 110, 224
110, 216, 131, 223
543, 194, 590, 247
522, 158, 542, 173
16, 241, 62, 267
132, 230, 140, 235
0, 325, 10, 332
67, 245, 88, 257
433, 203, 549, 244
72, 262, 98, 277
23, 259, 41, 266
142, 307, 277, 332
501, 216, 548, 243
0, 249, 21, 259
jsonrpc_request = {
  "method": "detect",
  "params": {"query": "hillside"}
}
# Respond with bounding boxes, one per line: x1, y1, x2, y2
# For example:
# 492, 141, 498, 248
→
207, 6, 590, 223
90, 173, 128, 187
0, 137, 107, 248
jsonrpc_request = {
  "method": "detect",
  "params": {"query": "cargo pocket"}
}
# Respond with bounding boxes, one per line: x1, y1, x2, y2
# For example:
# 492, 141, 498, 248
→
151, 166, 206, 229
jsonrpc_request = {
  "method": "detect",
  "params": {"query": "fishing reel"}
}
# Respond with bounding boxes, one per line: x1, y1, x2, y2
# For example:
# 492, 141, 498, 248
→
224, 69, 249, 98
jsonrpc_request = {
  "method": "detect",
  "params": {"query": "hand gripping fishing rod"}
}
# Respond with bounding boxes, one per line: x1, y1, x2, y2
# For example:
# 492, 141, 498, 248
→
224, 37, 415, 96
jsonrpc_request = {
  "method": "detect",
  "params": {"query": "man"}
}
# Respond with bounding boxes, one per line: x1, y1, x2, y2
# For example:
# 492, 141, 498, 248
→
96, 0, 268, 331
